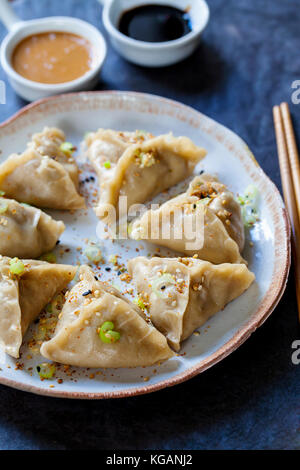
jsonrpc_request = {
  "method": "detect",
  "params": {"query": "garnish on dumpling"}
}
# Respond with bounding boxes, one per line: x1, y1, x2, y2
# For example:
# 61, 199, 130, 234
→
0, 147, 85, 210
130, 174, 245, 264
85, 131, 206, 221
0, 256, 76, 358
186, 174, 245, 251
40, 265, 174, 368
0, 196, 65, 258
85, 128, 154, 185
29, 126, 80, 189
128, 256, 255, 351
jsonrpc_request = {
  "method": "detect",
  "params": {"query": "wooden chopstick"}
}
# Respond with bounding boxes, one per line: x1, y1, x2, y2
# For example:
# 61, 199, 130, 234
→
273, 104, 300, 322
280, 102, 300, 222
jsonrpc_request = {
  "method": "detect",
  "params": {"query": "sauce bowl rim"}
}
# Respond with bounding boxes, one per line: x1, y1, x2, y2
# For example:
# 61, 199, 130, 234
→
102, 0, 210, 49
0, 16, 107, 91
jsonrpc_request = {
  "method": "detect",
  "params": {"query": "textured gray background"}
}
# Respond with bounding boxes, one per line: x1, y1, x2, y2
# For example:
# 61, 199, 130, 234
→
0, 0, 299, 450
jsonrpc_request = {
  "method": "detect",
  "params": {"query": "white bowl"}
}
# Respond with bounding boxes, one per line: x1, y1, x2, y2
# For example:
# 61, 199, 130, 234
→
0, 14, 107, 102
102, 0, 210, 67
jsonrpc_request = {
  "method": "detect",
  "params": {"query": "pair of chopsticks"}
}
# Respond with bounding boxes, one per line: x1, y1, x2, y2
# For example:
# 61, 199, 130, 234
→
273, 102, 300, 322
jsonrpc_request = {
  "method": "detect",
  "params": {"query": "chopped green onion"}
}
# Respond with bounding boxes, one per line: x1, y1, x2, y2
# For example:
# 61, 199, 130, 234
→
0, 201, 8, 214
60, 142, 75, 155
237, 185, 260, 228
99, 321, 121, 344
237, 185, 259, 206
151, 273, 176, 298
103, 161, 111, 169
197, 197, 210, 206
129, 224, 144, 241
111, 283, 121, 292
39, 252, 56, 263
34, 326, 47, 341
109, 255, 118, 265
127, 223, 133, 236
9, 258, 25, 276
46, 303, 53, 313
50, 293, 65, 315
244, 184, 259, 204
241, 205, 259, 228
0, 190, 5, 196
133, 296, 146, 311
84, 244, 102, 264
36, 363, 56, 379
136, 150, 156, 168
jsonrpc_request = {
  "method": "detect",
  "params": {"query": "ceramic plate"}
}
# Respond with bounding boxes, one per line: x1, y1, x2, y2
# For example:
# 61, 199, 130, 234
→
0, 91, 290, 398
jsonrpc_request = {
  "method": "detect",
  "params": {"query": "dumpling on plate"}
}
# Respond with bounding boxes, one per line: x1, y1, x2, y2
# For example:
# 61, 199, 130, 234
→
85, 129, 154, 184
29, 126, 80, 188
91, 133, 206, 220
129, 179, 244, 264
0, 256, 76, 358
0, 148, 85, 210
40, 265, 174, 368
128, 256, 255, 351
0, 197, 65, 258
186, 174, 245, 251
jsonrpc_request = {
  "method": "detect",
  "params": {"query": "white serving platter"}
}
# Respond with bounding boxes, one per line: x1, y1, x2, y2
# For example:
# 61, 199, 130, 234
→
0, 91, 290, 398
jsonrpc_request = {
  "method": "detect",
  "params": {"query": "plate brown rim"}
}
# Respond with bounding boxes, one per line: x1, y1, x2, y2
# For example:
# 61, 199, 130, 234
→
0, 91, 291, 399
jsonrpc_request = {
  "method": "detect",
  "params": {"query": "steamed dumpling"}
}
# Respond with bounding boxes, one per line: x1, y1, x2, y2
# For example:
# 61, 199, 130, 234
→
0, 256, 76, 358
40, 265, 174, 368
0, 148, 85, 210
0, 197, 65, 258
186, 174, 245, 251
130, 185, 244, 264
90, 133, 206, 220
29, 126, 80, 188
85, 128, 153, 184
128, 257, 255, 351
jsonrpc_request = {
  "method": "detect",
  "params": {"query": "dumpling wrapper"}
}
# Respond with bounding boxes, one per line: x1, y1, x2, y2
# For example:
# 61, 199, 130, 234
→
85, 129, 154, 184
91, 133, 206, 220
130, 186, 244, 264
0, 256, 76, 358
28, 126, 80, 188
0, 148, 85, 210
41, 265, 174, 368
186, 174, 245, 251
0, 197, 65, 258
128, 257, 255, 351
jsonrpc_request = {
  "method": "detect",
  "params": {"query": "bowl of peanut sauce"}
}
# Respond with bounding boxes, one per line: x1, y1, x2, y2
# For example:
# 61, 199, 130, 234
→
0, 5, 107, 101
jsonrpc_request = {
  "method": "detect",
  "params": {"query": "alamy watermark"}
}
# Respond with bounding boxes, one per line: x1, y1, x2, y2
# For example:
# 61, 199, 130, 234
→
95, 196, 205, 251
291, 80, 300, 104
291, 340, 300, 365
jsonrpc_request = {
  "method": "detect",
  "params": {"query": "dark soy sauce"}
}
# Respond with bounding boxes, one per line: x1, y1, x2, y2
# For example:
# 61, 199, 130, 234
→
118, 5, 192, 43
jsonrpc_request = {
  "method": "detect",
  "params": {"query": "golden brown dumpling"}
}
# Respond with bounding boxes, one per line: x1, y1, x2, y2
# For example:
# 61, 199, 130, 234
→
90, 133, 206, 220
40, 265, 174, 368
128, 256, 255, 351
0, 256, 76, 358
85, 128, 153, 184
29, 126, 80, 188
130, 189, 244, 264
186, 174, 245, 251
0, 197, 65, 258
0, 148, 85, 210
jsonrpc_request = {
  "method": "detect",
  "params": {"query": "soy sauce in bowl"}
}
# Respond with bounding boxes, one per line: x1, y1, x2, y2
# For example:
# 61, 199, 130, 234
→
118, 5, 192, 43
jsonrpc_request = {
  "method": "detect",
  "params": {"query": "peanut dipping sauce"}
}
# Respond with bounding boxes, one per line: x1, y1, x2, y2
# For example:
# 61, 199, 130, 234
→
12, 32, 94, 84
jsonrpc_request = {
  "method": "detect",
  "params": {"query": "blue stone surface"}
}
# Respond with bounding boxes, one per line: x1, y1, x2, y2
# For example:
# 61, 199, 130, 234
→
0, 0, 299, 450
